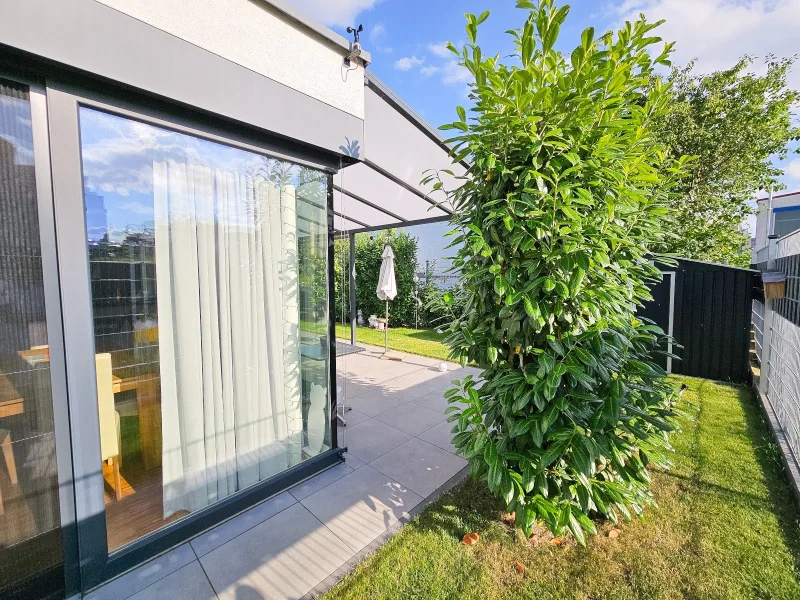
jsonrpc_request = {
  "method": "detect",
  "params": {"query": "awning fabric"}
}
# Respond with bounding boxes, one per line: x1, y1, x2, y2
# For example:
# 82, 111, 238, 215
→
333, 73, 468, 234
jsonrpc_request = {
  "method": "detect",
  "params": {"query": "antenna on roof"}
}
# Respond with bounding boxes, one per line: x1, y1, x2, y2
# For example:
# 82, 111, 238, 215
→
344, 24, 364, 68
346, 24, 363, 44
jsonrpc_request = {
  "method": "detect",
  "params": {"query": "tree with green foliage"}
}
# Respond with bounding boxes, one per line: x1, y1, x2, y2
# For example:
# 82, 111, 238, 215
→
333, 230, 420, 327
426, 0, 686, 543
657, 57, 799, 266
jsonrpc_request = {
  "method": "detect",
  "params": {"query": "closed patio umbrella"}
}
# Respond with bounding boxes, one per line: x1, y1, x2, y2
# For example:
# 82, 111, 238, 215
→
376, 245, 397, 355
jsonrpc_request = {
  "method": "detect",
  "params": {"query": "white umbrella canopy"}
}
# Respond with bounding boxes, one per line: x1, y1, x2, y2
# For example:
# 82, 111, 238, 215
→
376, 245, 397, 355
376, 245, 397, 301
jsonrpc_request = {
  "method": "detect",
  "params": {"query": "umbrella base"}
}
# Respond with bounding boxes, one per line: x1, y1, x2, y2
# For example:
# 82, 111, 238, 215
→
380, 350, 405, 361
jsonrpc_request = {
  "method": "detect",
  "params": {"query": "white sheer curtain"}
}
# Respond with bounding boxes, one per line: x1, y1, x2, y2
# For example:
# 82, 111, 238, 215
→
153, 159, 302, 518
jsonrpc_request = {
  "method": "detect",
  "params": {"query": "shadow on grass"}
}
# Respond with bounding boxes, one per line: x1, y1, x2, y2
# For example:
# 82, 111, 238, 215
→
404, 329, 447, 343
407, 476, 508, 543
737, 387, 800, 572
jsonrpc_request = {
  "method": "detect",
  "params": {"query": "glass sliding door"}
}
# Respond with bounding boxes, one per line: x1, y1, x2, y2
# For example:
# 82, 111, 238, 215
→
0, 78, 64, 596
77, 107, 331, 551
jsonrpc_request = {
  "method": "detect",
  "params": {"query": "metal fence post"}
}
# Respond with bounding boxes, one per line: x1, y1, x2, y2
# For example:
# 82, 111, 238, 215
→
349, 231, 356, 345
759, 300, 774, 396
759, 238, 780, 396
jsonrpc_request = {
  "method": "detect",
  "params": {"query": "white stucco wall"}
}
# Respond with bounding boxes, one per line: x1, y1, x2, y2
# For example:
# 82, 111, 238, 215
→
94, 0, 365, 119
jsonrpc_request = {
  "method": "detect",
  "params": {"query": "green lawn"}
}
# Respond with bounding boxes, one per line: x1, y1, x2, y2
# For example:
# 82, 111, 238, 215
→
322, 377, 800, 600
335, 324, 451, 361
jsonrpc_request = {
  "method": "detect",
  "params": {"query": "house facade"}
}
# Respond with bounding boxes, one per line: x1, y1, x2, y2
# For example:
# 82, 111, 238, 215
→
0, 1, 400, 597
753, 191, 800, 258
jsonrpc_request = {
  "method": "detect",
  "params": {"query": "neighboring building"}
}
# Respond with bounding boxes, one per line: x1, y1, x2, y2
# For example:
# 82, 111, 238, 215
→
0, 1, 461, 598
753, 191, 800, 253
84, 188, 107, 242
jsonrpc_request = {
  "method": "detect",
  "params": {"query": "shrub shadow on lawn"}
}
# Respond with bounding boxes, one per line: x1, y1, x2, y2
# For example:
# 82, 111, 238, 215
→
737, 386, 800, 571
407, 476, 509, 543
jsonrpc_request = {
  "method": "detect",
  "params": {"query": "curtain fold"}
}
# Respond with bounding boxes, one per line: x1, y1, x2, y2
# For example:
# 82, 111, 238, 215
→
155, 159, 301, 518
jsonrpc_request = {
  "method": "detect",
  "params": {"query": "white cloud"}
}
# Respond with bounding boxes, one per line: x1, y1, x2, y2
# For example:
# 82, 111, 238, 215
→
428, 42, 452, 58
285, 0, 380, 29
616, 0, 800, 89
369, 22, 386, 43
786, 158, 800, 179
367, 22, 392, 53
394, 55, 425, 71
420, 65, 440, 77
442, 60, 471, 85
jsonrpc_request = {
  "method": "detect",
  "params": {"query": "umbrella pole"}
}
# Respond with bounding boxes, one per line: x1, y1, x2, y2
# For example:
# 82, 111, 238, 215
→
385, 300, 389, 353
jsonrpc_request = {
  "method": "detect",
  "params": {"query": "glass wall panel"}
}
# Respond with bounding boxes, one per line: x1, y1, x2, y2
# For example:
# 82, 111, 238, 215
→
0, 79, 63, 595
77, 107, 331, 551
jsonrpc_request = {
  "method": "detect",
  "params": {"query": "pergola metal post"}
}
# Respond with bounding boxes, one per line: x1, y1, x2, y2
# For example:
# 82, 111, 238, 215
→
349, 231, 357, 344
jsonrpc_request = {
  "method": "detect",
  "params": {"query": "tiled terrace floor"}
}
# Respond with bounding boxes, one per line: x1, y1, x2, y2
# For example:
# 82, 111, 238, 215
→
87, 344, 478, 600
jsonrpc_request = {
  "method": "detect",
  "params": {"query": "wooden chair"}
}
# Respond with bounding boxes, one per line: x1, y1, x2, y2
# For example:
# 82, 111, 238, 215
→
96, 353, 123, 500
0, 428, 18, 515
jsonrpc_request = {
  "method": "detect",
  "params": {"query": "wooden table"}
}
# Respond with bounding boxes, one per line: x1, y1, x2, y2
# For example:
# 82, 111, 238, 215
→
0, 372, 23, 419
13, 348, 162, 472
112, 374, 162, 472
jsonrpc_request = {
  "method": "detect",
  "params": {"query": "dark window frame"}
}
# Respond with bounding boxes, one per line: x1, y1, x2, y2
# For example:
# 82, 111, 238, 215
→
41, 75, 342, 593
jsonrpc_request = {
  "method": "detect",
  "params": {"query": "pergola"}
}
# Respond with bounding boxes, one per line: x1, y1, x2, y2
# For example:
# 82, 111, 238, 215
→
334, 73, 468, 344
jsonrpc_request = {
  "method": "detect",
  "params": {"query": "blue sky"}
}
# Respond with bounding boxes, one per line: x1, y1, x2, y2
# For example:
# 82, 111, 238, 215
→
288, 0, 800, 258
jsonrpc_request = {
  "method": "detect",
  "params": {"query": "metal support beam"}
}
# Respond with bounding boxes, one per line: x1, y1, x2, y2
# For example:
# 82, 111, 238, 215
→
349, 231, 357, 345
344, 214, 451, 235
365, 159, 454, 215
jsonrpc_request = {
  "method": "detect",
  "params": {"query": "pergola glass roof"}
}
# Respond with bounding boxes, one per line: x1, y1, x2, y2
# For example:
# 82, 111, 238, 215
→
333, 73, 467, 234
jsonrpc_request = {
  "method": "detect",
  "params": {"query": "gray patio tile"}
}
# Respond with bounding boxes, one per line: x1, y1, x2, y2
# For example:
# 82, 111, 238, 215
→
418, 419, 458, 454
389, 368, 448, 387
373, 403, 445, 435
336, 407, 370, 428
289, 462, 354, 501
126, 562, 216, 600
300, 465, 422, 553
345, 382, 374, 399
387, 381, 437, 403
412, 388, 452, 414
344, 419, 412, 463
337, 377, 372, 399
403, 354, 443, 367
86, 544, 196, 600
369, 439, 468, 497
201, 502, 353, 600
368, 360, 421, 377
191, 491, 296, 557
342, 452, 366, 470
427, 373, 462, 391
345, 387, 410, 416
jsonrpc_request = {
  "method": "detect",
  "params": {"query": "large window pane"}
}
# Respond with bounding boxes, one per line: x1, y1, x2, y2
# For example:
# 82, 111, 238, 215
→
0, 79, 63, 595
78, 108, 331, 551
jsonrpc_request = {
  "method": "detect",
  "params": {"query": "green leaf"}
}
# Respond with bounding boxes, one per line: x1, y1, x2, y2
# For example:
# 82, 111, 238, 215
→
487, 346, 498, 364
494, 275, 508, 296
581, 26, 594, 49
540, 440, 567, 469
568, 510, 587, 546
524, 296, 539, 318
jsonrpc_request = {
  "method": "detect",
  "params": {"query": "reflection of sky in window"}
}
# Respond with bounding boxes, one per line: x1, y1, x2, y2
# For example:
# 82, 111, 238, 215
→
78, 108, 328, 242
0, 93, 35, 165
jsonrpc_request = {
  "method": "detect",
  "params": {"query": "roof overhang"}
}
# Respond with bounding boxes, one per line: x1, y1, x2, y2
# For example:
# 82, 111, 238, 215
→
333, 73, 468, 234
